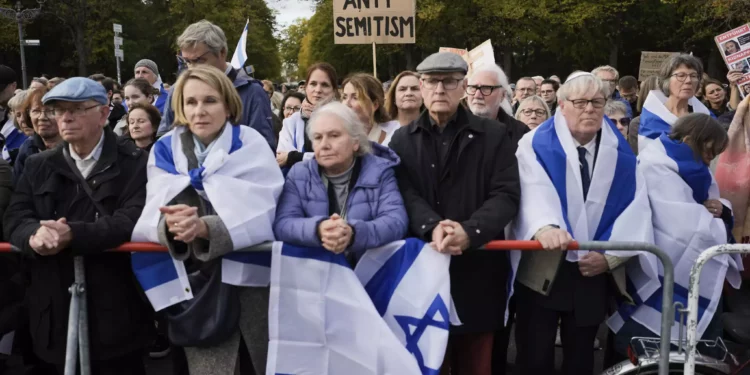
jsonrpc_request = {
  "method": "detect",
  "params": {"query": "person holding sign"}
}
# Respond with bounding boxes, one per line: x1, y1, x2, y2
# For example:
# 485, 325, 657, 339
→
341, 73, 400, 147
277, 63, 339, 169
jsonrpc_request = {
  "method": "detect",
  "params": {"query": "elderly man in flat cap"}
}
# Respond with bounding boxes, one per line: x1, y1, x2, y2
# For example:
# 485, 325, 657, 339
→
4, 77, 153, 374
389, 52, 520, 375
134, 59, 169, 113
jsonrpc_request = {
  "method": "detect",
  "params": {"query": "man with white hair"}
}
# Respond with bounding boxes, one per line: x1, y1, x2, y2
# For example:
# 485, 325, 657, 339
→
133, 59, 170, 113
592, 65, 633, 117
156, 20, 275, 149
467, 65, 530, 144
512, 72, 657, 375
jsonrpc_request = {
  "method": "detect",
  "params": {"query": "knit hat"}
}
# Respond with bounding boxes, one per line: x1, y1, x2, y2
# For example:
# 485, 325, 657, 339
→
134, 59, 159, 75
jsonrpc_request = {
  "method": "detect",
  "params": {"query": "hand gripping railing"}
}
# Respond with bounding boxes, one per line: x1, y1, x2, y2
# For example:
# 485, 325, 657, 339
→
1, 240, 673, 375
684, 244, 750, 375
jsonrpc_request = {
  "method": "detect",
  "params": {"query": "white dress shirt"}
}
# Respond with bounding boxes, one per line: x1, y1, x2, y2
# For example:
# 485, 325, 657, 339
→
69, 132, 105, 178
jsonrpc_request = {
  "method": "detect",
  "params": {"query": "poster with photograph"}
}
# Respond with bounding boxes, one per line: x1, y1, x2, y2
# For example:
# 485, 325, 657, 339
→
715, 24, 750, 98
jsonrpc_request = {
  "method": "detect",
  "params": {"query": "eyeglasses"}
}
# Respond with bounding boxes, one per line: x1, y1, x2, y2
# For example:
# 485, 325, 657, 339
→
176, 51, 213, 66
284, 106, 301, 112
611, 117, 631, 126
520, 109, 547, 117
53, 104, 101, 117
567, 98, 606, 109
466, 85, 502, 96
421, 77, 463, 90
30, 108, 55, 118
540, 90, 556, 95
517, 87, 535, 93
600, 79, 617, 84
671, 73, 700, 83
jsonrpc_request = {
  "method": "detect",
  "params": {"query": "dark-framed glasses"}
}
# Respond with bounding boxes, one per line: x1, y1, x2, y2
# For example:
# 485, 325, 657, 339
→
284, 106, 301, 113
176, 51, 212, 66
520, 108, 547, 117
466, 85, 502, 96
567, 98, 606, 109
671, 72, 700, 82
421, 77, 463, 90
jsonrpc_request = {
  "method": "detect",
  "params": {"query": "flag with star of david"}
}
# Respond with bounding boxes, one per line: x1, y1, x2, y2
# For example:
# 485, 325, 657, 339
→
266, 239, 459, 375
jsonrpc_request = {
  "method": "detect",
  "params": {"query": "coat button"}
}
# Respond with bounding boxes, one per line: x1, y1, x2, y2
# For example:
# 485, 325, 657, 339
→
92, 180, 96, 185
421, 225, 426, 229
431, 164, 435, 168
476, 229, 481, 234
469, 134, 474, 139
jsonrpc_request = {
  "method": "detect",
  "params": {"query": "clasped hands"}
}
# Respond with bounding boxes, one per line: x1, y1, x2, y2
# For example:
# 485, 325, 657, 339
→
317, 214, 353, 254
161, 204, 208, 244
430, 220, 470, 256
29, 218, 72, 256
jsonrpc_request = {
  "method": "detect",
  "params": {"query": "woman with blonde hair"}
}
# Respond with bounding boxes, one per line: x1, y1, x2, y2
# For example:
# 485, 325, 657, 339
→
514, 95, 550, 130
342, 73, 399, 146
132, 65, 283, 375
384, 71, 423, 126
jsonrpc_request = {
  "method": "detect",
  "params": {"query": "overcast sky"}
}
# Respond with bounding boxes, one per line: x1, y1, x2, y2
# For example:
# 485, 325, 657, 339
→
266, 0, 315, 31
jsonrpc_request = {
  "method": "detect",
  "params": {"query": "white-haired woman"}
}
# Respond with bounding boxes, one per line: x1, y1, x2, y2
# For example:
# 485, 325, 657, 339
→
638, 54, 712, 152
604, 99, 631, 138
514, 95, 551, 130
274, 102, 408, 254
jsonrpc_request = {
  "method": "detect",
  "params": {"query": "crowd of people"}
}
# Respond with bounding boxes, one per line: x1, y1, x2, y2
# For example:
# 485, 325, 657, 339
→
0, 17, 749, 375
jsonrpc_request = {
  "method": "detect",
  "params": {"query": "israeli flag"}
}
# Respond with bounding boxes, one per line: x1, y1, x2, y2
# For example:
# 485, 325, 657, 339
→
1, 117, 27, 162
267, 239, 458, 375
231, 20, 249, 70
610, 134, 743, 339
638, 90, 711, 153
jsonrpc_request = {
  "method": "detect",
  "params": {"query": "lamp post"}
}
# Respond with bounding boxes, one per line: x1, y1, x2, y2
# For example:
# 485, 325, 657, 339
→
0, 0, 44, 89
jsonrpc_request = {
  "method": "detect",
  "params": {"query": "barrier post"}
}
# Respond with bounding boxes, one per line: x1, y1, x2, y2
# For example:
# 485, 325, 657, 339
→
684, 244, 750, 375
63, 257, 82, 375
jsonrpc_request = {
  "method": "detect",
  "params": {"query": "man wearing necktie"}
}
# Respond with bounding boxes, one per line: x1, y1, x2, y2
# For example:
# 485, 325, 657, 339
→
512, 72, 651, 375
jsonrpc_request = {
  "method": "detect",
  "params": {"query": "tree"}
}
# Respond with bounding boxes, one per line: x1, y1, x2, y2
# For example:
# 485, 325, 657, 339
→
280, 18, 309, 80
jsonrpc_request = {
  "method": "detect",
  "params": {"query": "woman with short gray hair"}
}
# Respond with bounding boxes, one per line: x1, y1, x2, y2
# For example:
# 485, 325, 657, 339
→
515, 95, 550, 130
637, 53, 712, 152
274, 102, 407, 255
604, 99, 630, 137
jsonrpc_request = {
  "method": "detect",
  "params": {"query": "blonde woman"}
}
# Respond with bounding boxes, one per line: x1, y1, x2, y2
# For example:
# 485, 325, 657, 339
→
514, 95, 550, 130
342, 73, 399, 146
132, 65, 283, 375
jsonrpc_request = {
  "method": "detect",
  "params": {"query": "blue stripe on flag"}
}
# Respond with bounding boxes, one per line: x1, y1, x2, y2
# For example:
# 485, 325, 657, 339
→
224, 251, 272, 267
593, 119, 636, 241
229, 124, 242, 154
154, 135, 178, 175
131, 253, 179, 291
638, 107, 671, 140
532, 117, 572, 232
364, 238, 422, 316
643, 276, 710, 323
281, 243, 349, 268
660, 133, 711, 204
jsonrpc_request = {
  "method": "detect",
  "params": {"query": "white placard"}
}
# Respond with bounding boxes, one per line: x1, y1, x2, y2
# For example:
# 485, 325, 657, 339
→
113, 23, 122, 33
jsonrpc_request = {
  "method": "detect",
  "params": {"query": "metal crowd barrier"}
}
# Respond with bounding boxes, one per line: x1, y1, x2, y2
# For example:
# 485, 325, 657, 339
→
684, 244, 750, 375
1, 240, 674, 375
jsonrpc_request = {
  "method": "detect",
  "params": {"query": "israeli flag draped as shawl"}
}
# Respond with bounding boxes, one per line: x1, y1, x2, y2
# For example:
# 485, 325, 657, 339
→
638, 90, 712, 152
131, 123, 283, 311
1, 117, 27, 162
510, 111, 660, 312
615, 133, 742, 339
267, 239, 459, 375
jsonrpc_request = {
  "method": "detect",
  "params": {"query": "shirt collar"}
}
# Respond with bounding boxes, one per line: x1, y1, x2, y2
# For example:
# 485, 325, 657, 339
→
573, 136, 596, 155
69, 131, 105, 162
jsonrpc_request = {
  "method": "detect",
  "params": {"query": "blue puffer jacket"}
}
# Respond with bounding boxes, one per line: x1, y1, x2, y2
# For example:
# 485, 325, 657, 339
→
273, 142, 408, 253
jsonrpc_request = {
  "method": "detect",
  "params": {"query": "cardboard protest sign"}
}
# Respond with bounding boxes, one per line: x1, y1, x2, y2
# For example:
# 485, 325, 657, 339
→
333, 0, 416, 44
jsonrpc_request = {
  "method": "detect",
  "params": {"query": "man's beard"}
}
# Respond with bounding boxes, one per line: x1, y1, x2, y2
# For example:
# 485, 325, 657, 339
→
470, 104, 494, 119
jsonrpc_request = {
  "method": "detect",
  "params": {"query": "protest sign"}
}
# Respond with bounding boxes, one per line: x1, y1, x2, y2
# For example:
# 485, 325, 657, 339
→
333, 0, 416, 45
715, 24, 750, 98
639, 52, 677, 81
439, 39, 495, 77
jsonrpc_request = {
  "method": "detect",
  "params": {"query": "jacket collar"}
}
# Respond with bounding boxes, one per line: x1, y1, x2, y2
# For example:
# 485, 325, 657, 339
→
48, 128, 123, 180
409, 105, 485, 134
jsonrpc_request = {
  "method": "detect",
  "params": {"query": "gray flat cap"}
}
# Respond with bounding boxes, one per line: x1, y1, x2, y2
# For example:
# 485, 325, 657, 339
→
42, 77, 108, 105
417, 52, 468, 75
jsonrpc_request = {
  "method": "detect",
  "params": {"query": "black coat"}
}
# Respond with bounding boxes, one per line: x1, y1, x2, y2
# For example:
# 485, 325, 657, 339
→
389, 106, 521, 333
3, 129, 153, 364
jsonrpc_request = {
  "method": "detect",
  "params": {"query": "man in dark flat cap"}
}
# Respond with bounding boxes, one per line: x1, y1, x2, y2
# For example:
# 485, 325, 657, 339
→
4, 77, 153, 374
388, 52, 521, 375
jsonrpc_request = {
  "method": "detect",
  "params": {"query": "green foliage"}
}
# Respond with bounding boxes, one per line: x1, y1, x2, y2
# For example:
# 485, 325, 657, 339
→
280, 18, 309, 80
0, 0, 280, 82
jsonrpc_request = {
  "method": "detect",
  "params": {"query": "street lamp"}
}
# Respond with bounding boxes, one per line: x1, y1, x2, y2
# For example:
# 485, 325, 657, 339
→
0, 0, 45, 89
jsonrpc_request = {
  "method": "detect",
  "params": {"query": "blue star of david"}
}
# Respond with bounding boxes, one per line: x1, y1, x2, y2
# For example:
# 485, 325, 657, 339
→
394, 295, 450, 375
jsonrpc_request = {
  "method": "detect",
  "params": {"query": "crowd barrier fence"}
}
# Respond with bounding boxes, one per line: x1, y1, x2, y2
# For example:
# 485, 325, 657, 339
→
0, 240, 675, 375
